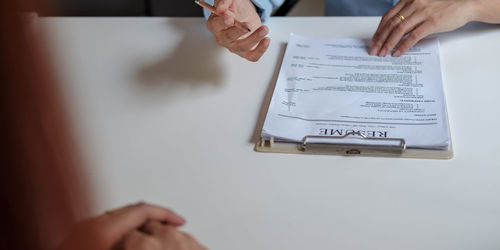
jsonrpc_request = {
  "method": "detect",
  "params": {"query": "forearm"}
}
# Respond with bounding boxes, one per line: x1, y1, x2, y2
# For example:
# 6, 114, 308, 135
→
472, 0, 500, 23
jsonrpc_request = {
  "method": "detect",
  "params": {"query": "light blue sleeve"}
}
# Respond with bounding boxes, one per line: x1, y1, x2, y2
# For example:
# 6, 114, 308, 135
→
251, 0, 285, 22
324, 0, 399, 16
203, 0, 284, 23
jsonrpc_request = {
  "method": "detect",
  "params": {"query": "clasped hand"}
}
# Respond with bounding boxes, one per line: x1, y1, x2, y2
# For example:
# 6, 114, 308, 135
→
58, 202, 206, 250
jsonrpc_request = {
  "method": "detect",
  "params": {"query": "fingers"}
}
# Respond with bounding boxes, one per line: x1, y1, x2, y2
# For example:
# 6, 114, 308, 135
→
219, 23, 253, 45
121, 230, 161, 250
381, 10, 431, 57
232, 26, 270, 61
140, 221, 208, 250
206, 0, 267, 61
207, 13, 234, 32
60, 203, 190, 250
372, 0, 406, 40
370, 2, 416, 56
243, 37, 270, 62
141, 221, 172, 235
230, 26, 268, 52
103, 202, 186, 238
215, 0, 232, 14
370, 0, 468, 57
393, 21, 434, 57
209, 20, 270, 61
207, 13, 252, 42
375, 12, 425, 57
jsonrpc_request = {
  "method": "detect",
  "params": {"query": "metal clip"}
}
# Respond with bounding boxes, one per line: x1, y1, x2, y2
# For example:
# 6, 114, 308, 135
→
302, 131, 406, 156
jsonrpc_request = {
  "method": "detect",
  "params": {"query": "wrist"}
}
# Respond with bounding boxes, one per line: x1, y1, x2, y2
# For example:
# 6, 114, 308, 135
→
468, 0, 500, 23
458, 0, 480, 23
469, 0, 485, 22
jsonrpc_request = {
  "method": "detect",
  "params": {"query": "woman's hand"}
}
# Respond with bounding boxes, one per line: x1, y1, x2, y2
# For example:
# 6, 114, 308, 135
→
122, 221, 206, 250
206, 0, 270, 62
370, 0, 480, 57
58, 202, 205, 250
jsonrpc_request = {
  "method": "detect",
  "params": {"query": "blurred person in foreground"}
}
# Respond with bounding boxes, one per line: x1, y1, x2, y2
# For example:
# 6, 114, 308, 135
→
204, 0, 500, 61
0, 1, 206, 250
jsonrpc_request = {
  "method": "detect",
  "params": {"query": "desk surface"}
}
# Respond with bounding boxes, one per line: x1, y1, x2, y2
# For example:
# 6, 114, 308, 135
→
43, 17, 500, 250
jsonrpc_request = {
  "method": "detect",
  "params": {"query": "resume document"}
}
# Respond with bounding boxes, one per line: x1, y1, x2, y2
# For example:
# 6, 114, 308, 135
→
262, 34, 450, 150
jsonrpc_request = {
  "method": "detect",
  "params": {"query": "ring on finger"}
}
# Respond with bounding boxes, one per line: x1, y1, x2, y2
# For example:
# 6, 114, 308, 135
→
396, 13, 406, 23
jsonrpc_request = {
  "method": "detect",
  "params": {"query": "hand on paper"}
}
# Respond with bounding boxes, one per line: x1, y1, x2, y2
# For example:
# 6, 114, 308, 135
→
58, 202, 206, 250
370, 0, 481, 57
206, 0, 270, 62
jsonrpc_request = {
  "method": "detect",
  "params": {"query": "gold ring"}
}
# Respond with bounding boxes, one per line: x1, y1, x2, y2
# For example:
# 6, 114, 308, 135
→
396, 13, 405, 22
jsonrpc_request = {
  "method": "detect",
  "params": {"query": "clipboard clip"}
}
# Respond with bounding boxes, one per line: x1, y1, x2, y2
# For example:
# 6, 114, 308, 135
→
302, 131, 406, 156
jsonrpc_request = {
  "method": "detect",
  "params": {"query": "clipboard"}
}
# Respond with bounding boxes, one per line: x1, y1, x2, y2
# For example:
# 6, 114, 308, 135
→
255, 131, 454, 159
256, 35, 453, 159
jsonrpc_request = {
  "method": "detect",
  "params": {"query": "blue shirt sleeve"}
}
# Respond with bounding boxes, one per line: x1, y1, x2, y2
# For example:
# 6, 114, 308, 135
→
325, 0, 399, 16
251, 0, 285, 22
203, 0, 284, 23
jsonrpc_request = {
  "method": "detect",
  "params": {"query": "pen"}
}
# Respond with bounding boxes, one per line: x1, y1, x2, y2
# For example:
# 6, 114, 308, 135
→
195, 0, 251, 32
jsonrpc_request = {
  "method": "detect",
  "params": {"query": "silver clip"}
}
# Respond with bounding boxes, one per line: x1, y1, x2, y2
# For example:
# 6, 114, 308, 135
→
302, 131, 406, 156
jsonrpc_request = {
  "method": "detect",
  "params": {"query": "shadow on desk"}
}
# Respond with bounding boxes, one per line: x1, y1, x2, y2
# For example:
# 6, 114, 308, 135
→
135, 19, 224, 100
249, 42, 288, 144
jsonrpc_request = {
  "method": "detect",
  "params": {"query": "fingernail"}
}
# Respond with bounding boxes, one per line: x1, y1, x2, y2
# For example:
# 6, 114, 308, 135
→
263, 38, 271, 46
393, 50, 401, 57
369, 46, 378, 56
379, 48, 387, 57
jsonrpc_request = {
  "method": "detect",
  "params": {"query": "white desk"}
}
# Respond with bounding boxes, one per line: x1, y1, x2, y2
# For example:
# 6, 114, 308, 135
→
43, 17, 500, 250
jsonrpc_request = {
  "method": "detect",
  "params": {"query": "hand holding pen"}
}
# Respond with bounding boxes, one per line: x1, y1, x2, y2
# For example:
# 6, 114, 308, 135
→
196, 0, 251, 32
199, 0, 271, 62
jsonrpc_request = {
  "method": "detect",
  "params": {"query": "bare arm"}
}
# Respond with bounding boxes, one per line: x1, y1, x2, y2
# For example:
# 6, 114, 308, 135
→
474, 0, 500, 23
